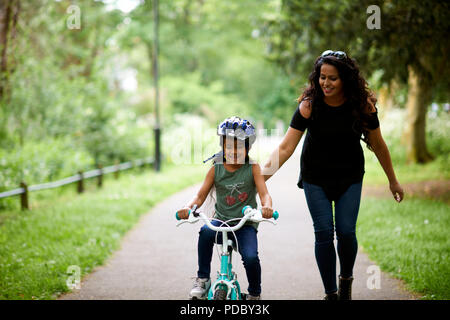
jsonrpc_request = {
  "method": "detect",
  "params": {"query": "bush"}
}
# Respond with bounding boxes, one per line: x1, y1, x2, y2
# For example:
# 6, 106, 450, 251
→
0, 138, 94, 209
426, 106, 450, 158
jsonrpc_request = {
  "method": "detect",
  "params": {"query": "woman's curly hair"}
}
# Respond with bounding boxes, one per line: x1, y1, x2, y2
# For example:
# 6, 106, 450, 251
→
298, 53, 377, 151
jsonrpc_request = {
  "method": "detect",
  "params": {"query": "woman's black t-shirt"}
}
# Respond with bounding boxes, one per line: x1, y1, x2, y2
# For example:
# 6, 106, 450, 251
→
289, 99, 380, 201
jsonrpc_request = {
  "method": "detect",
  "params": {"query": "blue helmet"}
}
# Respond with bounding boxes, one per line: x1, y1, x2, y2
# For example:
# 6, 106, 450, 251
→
217, 116, 256, 146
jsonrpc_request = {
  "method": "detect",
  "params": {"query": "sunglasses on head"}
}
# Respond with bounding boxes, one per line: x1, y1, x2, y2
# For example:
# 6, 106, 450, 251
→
321, 50, 347, 59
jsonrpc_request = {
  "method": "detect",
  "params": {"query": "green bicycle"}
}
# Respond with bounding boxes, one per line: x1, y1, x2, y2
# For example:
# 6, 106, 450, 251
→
176, 204, 279, 300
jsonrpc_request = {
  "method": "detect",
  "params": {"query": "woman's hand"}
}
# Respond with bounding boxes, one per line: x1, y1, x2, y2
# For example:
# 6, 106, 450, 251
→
261, 206, 274, 219
389, 181, 404, 203
177, 207, 191, 219
367, 127, 404, 203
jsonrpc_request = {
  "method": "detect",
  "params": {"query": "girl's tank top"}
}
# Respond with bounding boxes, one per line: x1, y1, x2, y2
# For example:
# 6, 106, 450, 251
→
214, 162, 258, 229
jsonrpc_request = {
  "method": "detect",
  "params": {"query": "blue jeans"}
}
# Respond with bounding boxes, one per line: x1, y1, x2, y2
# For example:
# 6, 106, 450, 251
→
197, 220, 261, 296
303, 181, 362, 294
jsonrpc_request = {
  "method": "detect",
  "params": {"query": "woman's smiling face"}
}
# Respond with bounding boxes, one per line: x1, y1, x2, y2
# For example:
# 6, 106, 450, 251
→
319, 63, 344, 99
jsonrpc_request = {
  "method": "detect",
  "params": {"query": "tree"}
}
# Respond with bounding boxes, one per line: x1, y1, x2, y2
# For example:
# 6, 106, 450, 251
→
123, 0, 295, 127
0, 0, 20, 99
263, 0, 450, 163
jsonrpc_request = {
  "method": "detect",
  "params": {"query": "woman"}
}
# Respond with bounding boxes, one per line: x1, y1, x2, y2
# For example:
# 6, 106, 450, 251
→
262, 50, 404, 300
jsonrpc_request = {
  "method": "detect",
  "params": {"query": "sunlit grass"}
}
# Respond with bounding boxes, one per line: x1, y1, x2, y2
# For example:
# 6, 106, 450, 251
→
358, 197, 450, 300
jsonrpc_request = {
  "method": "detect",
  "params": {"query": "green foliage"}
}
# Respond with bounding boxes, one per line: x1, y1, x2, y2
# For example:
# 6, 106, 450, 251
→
265, 0, 450, 99
2, 0, 447, 202
0, 0, 152, 195
376, 108, 450, 163
0, 0, 299, 196
126, 0, 296, 128
0, 137, 93, 209
426, 107, 450, 158
0, 137, 93, 187
162, 73, 246, 124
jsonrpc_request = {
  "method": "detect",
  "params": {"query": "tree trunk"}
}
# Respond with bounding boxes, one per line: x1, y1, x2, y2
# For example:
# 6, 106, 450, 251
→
0, 0, 11, 98
378, 80, 400, 120
404, 65, 434, 163
377, 85, 391, 119
0, 0, 19, 99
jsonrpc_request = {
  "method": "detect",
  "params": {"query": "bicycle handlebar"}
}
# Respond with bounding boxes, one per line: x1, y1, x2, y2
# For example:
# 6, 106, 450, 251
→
175, 205, 279, 231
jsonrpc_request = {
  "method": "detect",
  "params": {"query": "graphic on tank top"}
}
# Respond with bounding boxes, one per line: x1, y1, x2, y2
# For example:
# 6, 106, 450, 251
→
224, 182, 248, 206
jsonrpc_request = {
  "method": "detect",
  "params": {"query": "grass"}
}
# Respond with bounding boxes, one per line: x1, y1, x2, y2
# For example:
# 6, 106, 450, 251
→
0, 163, 207, 300
357, 197, 450, 300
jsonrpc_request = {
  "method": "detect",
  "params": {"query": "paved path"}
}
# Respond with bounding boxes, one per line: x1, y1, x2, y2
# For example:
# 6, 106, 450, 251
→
60, 150, 417, 300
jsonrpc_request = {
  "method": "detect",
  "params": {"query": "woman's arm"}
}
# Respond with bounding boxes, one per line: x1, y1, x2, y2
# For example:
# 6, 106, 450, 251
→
262, 101, 311, 181
252, 163, 273, 218
367, 127, 404, 202
177, 166, 215, 219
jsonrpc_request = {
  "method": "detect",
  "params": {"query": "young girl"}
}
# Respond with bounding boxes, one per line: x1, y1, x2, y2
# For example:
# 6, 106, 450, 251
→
177, 116, 274, 300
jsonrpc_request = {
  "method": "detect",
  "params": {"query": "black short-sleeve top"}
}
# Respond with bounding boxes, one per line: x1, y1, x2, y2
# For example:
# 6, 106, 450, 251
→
289, 99, 380, 201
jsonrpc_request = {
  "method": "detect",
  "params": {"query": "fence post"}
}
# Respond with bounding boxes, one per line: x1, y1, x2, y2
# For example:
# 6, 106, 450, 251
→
114, 160, 120, 179
20, 181, 29, 210
77, 171, 84, 193
97, 164, 103, 188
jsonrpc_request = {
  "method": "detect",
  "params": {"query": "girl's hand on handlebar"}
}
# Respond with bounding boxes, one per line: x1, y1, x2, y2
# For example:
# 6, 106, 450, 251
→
261, 206, 274, 219
177, 207, 191, 220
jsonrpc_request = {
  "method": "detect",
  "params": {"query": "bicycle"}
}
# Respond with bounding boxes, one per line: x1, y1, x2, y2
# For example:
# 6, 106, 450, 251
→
176, 204, 279, 300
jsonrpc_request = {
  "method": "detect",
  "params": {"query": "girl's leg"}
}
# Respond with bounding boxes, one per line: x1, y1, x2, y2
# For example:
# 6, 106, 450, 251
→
303, 182, 337, 294
334, 182, 362, 278
235, 226, 261, 296
197, 220, 223, 279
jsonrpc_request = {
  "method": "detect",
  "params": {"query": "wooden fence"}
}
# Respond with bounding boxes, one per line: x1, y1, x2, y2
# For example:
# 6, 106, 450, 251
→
0, 157, 154, 210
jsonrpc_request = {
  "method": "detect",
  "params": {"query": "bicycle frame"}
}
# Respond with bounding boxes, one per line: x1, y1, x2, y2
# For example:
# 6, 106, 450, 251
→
207, 227, 242, 300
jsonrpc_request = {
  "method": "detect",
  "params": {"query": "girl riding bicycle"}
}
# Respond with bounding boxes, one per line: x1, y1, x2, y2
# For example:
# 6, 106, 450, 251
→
177, 116, 274, 300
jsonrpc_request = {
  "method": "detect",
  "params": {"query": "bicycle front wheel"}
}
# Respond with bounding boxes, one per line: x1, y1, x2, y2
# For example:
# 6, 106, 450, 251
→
213, 288, 227, 300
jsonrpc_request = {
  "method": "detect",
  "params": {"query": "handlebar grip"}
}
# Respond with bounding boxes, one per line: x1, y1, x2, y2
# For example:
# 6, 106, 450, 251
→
241, 205, 252, 215
175, 209, 191, 220
242, 206, 279, 220
272, 211, 279, 220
